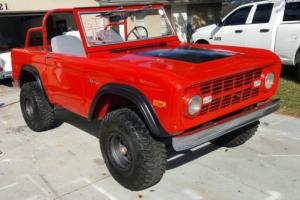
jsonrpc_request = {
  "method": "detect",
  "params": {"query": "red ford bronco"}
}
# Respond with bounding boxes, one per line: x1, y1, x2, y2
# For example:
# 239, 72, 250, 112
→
12, 5, 281, 190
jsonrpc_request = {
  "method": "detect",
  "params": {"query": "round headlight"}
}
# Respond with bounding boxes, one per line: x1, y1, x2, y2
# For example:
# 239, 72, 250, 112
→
265, 72, 275, 89
188, 95, 202, 116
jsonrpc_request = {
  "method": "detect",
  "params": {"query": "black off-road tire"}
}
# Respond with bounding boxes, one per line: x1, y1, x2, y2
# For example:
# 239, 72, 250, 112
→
211, 121, 259, 148
20, 82, 58, 132
99, 108, 167, 191
195, 39, 209, 45
296, 62, 300, 81
295, 48, 300, 81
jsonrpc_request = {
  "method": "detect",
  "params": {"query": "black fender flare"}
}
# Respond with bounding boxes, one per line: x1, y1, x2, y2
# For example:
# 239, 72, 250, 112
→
88, 83, 170, 138
19, 65, 49, 100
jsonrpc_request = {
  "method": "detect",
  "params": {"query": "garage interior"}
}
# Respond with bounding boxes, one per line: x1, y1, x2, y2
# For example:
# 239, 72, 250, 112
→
0, 14, 44, 51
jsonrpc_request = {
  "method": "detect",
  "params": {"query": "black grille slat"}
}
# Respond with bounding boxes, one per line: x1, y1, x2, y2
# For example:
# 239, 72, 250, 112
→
199, 69, 262, 115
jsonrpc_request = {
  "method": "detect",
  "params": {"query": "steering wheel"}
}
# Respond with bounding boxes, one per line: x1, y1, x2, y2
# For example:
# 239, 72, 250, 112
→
127, 26, 149, 40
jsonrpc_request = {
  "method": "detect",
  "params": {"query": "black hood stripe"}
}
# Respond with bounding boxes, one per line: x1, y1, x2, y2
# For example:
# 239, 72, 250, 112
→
135, 46, 234, 64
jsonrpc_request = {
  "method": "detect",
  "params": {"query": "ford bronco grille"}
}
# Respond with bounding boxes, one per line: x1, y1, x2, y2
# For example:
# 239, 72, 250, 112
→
199, 69, 262, 115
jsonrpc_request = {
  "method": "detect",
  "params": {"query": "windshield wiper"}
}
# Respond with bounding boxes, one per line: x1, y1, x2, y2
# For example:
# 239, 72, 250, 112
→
96, 6, 124, 17
96, 5, 153, 17
135, 5, 152, 11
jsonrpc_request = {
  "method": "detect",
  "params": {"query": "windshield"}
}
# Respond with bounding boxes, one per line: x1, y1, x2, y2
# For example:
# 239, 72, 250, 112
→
79, 8, 175, 46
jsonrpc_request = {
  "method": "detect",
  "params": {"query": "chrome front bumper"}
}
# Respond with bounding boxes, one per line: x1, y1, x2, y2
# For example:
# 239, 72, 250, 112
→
172, 99, 280, 151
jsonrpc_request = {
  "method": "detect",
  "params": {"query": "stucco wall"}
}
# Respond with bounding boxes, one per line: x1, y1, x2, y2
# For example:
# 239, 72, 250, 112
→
1, 0, 222, 13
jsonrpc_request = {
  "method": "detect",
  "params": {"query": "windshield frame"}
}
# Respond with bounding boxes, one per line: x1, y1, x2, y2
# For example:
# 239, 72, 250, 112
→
74, 5, 178, 53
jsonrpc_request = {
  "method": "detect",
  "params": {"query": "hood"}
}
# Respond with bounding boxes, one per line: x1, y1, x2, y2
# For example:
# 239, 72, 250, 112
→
92, 44, 277, 88
98, 44, 236, 78
195, 24, 217, 34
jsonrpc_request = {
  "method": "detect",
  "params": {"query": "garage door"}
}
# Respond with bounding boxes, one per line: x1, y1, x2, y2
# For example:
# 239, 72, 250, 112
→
0, 13, 44, 52
0, 12, 44, 78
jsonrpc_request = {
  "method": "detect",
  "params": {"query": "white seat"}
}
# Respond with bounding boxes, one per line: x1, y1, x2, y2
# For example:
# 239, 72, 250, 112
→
51, 35, 86, 57
65, 30, 82, 40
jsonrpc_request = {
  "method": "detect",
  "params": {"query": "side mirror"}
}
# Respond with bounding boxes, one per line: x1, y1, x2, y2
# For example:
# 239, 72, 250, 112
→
216, 19, 223, 27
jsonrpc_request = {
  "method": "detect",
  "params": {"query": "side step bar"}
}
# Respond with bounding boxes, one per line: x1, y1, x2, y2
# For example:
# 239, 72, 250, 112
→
172, 99, 280, 151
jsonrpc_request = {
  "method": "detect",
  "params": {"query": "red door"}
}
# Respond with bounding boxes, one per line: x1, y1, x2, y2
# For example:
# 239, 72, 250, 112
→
45, 52, 88, 116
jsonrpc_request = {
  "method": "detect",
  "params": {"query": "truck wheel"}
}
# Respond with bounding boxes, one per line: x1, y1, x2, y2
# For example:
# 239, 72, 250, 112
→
211, 121, 259, 148
99, 108, 167, 191
296, 62, 300, 81
20, 82, 58, 132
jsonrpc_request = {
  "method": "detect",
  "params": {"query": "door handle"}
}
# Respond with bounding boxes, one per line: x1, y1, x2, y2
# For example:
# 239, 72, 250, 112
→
235, 30, 243, 33
260, 29, 270, 33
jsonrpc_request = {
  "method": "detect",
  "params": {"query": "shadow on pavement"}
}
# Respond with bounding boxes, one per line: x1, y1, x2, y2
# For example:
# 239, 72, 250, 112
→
0, 78, 14, 87
55, 108, 220, 170
166, 143, 220, 170
55, 109, 100, 139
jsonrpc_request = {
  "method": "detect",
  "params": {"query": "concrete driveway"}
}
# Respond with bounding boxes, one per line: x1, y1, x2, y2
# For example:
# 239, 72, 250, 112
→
0, 84, 299, 200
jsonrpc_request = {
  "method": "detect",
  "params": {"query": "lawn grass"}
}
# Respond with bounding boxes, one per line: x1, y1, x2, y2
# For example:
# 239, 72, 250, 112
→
274, 66, 300, 118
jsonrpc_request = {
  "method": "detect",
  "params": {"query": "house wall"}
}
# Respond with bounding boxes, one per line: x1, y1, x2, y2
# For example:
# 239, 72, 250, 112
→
171, 5, 188, 42
0, 0, 99, 12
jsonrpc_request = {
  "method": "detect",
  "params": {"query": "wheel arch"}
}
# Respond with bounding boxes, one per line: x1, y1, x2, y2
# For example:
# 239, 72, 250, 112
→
195, 39, 210, 44
19, 64, 49, 100
88, 83, 169, 138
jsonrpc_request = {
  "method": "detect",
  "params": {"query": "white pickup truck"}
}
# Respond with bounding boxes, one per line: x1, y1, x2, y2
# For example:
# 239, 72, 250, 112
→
0, 51, 12, 80
192, 0, 300, 79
